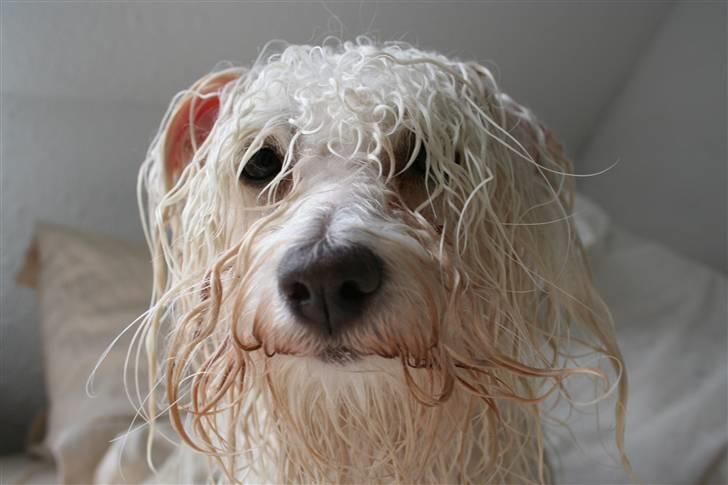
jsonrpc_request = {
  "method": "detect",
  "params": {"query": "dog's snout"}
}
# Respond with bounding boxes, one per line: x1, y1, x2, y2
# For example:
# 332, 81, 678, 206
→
278, 243, 384, 335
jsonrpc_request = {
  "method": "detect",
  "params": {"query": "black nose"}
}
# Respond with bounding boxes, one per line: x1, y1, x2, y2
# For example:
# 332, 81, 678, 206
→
277, 243, 384, 335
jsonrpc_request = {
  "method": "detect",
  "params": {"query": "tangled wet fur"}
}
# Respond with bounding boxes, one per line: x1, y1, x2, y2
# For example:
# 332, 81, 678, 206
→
127, 39, 630, 483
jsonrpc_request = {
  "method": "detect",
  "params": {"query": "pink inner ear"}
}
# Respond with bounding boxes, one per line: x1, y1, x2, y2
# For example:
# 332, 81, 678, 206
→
165, 95, 221, 187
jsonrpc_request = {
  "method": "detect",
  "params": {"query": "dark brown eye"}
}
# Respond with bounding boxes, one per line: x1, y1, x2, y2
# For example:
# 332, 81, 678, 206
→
411, 143, 428, 174
241, 147, 282, 182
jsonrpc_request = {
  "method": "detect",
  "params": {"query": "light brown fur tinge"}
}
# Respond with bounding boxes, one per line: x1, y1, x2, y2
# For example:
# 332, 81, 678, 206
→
132, 40, 630, 483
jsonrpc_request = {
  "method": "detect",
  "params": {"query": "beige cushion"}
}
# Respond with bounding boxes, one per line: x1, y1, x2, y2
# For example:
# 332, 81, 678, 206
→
19, 223, 152, 484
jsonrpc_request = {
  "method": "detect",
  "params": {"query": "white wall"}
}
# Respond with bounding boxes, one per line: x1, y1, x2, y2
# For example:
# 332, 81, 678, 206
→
579, 1, 727, 272
0, 2, 673, 451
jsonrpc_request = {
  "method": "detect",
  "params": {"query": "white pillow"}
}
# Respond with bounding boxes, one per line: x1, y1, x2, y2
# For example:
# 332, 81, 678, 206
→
20, 223, 151, 484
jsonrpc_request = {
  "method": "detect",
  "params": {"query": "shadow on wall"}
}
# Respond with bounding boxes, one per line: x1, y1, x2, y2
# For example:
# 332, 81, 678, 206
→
578, 1, 727, 273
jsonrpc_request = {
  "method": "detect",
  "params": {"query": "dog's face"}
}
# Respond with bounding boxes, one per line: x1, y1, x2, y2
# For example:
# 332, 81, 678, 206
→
137, 42, 626, 482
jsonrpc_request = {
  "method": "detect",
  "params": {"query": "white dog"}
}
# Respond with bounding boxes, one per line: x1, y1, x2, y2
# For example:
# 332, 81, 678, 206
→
134, 40, 629, 483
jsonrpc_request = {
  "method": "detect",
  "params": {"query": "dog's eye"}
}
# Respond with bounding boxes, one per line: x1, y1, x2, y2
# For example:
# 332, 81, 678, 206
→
411, 145, 428, 173
241, 147, 283, 182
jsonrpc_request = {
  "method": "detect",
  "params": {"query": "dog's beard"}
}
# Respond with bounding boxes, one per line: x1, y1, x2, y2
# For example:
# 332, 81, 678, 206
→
228, 356, 537, 484
174, 334, 545, 484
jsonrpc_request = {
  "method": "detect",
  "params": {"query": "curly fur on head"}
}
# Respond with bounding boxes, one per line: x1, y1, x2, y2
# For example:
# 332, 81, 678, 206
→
131, 39, 629, 483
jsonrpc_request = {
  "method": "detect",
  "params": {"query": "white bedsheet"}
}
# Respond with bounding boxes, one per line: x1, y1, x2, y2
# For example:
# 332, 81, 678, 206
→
550, 199, 727, 484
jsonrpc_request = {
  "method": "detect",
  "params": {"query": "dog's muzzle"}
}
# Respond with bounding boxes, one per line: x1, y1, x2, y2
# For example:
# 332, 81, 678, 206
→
277, 242, 384, 336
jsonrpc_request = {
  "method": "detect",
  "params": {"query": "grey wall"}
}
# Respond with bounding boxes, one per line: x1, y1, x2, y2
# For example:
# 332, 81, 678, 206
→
579, 1, 727, 272
0, 2, 680, 452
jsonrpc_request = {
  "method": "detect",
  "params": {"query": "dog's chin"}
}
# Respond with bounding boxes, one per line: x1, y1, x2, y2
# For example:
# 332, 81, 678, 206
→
318, 346, 361, 364
257, 334, 366, 364
259, 317, 411, 364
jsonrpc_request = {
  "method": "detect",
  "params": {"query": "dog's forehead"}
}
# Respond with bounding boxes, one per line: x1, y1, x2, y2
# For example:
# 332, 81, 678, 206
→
228, 44, 473, 163
243, 45, 461, 123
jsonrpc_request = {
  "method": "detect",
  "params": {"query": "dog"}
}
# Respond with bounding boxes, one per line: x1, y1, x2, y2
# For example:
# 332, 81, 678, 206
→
133, 40, 629, 483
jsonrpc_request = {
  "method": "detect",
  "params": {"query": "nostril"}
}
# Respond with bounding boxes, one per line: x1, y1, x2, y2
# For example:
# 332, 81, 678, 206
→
339, 280, 365, 300
285, 281, 311, 302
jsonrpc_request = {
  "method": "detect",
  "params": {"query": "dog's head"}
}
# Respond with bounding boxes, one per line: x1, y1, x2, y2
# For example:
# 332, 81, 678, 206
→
137, 41, 627, 482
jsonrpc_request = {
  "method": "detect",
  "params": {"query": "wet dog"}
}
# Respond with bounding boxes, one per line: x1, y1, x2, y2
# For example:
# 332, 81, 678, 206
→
134, 41, 628, 483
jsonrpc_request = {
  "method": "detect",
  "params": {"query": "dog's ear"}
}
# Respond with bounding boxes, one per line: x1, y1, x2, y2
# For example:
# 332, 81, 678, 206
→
161, 69, 242, 191
463, 62, 569, 173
